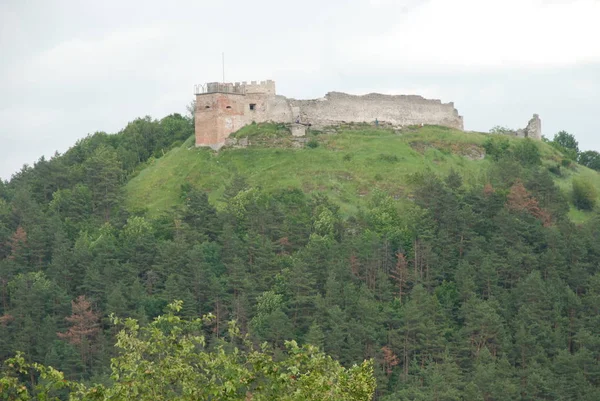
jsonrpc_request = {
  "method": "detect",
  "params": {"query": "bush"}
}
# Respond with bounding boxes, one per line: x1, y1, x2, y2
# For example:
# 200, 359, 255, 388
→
378, 153, 399, 163
548, 164, 562, 176
0, 302, 376, 400
513, 138, 542, 167
549, 131, 579, 161
552, 131, 579, 152
578, 150, 600, 171
489, 126, 515, 135
483, 136, 511, 161
306, 139, 319, 148
572, 178, 597, 210
169, 140, 184, 149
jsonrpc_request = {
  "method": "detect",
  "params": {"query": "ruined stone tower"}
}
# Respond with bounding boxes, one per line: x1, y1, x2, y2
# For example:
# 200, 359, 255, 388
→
514, 114, 542, 140
194, 80, 278, 150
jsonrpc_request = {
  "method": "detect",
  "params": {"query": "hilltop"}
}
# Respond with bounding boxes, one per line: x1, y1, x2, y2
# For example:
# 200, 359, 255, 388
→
126, 123, 600, 223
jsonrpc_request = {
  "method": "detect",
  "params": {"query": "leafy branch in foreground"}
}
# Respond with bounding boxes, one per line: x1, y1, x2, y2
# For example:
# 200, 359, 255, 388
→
0, 301, 375, 401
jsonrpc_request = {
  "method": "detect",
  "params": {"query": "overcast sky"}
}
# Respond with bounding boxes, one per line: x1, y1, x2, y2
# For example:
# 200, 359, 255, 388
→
1, 0, 599, 180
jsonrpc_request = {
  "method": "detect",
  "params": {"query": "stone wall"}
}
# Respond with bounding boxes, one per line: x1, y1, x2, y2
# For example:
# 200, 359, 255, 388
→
514, 114, 542, 140
290, 92, 464, 130
194, 80, 465, 149
246, 94, 295, 124
523, 114, 542, 140
233, 80, 276, 95
195, 91, 294, 149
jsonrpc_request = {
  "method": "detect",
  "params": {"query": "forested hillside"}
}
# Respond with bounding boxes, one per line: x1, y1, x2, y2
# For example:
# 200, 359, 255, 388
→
1, 114, 600, 400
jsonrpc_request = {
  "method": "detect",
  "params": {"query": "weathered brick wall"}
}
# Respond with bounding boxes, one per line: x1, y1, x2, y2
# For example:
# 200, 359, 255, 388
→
195, 93, 246, 149
195, 91, 294, 149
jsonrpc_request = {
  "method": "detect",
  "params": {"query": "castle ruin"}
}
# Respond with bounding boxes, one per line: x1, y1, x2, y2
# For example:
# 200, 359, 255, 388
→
516, 114, 542, 140
194, 80, 465, 149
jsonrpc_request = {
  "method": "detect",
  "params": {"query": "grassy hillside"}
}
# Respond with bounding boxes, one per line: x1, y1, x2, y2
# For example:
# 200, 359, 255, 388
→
125, 124, 600, 221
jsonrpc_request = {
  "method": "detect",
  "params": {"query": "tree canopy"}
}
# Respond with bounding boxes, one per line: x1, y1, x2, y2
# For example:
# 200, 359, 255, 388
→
1, 301, 375, 401
1, 115, 600, 400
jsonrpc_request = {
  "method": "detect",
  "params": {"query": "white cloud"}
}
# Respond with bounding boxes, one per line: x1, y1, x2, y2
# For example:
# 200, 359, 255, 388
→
338, 0, 600, 71
22, 24, 171, 84
0, 106, 63, 135
353, 85, 449, 100
1, 0, 600, 180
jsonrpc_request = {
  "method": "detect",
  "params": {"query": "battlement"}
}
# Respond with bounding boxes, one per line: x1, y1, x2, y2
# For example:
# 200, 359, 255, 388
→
195, 80, 276, 96
194, 82, 245, 95
234, 80, 276, 95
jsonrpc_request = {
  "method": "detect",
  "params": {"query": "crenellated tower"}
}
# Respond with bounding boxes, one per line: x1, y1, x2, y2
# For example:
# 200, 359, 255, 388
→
194, 80, 277, 149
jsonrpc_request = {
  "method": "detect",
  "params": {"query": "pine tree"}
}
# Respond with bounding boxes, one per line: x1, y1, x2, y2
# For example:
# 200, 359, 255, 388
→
84, 145, 123, 221
57, 295, 100, 370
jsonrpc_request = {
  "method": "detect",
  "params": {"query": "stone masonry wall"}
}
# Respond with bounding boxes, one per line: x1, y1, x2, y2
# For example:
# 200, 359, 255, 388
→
514, 114, 542, 140
523, 114, 542, 140
237, 80, 276, 95
290, 92, 463, 130
194, 81, 465, 148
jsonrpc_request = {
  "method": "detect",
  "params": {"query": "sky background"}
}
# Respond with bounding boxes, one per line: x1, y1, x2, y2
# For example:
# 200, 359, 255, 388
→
1, 0, 599, 180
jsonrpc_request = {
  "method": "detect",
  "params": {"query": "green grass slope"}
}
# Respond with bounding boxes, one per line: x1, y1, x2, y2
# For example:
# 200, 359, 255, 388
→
125, 124, 600, 221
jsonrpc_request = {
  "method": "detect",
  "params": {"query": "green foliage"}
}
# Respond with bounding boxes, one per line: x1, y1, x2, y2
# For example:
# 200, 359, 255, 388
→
483, 136, 541, 167
579, 150, 600, 171
378, 153, 399, 163
549, 130, 579, 162
126, 125, 494, 217
445, 168, 463, 190
572, 177, 597, 210
230, 122, 291, 139
250, 291, 293, 346
1, 302, 376, 401
4, 117, 600, 400
483, 136, 511, 161
552, 130, 579, 153
548, 163, 562, 176
306, 139, 319, 148
513, 138, 542, 166
488, 126, 515, 135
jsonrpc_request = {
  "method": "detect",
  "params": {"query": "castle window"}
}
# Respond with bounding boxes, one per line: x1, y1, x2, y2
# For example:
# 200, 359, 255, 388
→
205, 105, 210, 109
249, 103, 256, 111
226, 106, 232, 109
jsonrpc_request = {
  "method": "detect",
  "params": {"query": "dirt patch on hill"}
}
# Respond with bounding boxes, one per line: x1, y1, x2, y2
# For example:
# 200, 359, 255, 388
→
410, 141, 485, 160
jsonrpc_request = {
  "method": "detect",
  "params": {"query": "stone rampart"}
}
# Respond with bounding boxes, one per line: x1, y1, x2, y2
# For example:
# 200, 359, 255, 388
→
289, 92, 463, 130
194, 80, 465, 149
